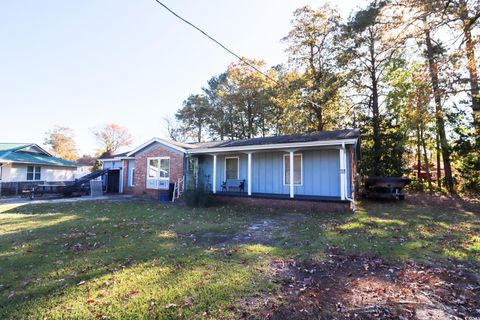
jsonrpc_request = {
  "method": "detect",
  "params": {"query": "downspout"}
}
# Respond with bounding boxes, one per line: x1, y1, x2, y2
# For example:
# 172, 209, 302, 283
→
342, 142, 356, 212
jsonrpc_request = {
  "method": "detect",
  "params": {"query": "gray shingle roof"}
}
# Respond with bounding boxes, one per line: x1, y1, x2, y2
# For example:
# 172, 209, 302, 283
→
199, 129, 359, 149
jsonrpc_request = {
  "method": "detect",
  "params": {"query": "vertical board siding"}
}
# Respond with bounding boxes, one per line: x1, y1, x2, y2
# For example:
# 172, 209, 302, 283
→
198, 148, 342, 197
126, 160, 135, 185
195, 149, 344, 197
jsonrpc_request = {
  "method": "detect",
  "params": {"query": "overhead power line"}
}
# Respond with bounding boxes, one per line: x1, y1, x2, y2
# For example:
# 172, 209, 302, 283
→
152, 0, 279, 84
152, 0, 322, 108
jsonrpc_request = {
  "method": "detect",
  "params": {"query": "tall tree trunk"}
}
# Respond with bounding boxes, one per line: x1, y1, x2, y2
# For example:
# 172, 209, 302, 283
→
416, 125, 422, 181
436, 134, 442, 189
315, 107, 324, 131
247, 101, 253, 139
197, 124, 202, 143
424, 26, 454, 193
463, 20, 480, 136
420, 124, 433, 193
369, 30, 382, 177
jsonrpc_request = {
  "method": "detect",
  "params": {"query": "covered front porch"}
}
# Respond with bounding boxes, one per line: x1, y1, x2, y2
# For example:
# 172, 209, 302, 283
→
187, 141, 356, 202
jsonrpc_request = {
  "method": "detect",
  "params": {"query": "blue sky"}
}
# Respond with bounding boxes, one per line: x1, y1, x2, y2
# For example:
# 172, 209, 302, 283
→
1, 0, 363, 155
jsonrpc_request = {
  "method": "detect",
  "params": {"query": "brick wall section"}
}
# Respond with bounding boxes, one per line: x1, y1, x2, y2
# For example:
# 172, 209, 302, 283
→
213, 195, 351, 213
131, 144, 184, 198
122, 159, 134, 194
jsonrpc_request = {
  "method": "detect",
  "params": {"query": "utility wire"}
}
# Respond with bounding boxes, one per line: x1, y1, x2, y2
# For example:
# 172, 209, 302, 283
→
153, 0, 279, 85
152, 0, 322, 108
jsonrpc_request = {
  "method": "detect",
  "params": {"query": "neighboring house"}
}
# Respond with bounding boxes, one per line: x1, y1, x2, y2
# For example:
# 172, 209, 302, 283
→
100, 129, 360, 210
0, 143, 79, 183
75, 156, 96, 179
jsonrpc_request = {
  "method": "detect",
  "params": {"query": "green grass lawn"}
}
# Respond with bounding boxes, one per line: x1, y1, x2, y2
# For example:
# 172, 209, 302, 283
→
0, 197, 478, 319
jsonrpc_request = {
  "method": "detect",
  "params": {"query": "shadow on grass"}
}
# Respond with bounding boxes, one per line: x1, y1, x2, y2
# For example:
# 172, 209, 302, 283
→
0, 197, 478, 319
283, 197, 480, 265
0, 201, 280, 319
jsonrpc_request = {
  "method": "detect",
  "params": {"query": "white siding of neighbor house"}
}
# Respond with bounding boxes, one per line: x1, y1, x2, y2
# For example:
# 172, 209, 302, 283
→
2, 163, 76, 182
0, 163, 12, 181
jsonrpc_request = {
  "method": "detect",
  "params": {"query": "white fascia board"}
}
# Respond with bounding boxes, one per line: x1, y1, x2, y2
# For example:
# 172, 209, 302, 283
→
187, 138, 358, 154
19, 144, 53, 157
127, 138, 187, 156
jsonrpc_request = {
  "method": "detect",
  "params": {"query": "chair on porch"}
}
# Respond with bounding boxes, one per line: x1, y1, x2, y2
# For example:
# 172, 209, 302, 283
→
221, 179, 245, 192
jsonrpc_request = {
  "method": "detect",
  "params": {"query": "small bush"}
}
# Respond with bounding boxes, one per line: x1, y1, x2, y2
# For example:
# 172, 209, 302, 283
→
183, 188, 215, 207
405, 179, 425, 192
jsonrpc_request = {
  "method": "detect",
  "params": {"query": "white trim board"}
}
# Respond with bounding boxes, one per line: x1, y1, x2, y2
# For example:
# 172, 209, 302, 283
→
188, 138, 358, 154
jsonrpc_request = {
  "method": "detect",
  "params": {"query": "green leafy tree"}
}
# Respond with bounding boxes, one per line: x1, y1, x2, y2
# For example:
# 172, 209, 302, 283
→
223, 59, 276, 139
343, 0, 396, 176
282, 4, 348, 131
176, 94, 211, 142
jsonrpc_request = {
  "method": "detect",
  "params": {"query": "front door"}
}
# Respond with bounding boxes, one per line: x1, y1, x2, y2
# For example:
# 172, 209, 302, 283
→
107, 170, 120, 193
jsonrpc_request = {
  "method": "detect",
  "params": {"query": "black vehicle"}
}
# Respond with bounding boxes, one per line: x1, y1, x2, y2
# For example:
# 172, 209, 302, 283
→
362, 177, 411, 200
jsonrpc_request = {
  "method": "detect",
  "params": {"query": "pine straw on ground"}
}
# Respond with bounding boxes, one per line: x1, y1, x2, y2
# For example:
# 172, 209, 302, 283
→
239, 248, 480, 320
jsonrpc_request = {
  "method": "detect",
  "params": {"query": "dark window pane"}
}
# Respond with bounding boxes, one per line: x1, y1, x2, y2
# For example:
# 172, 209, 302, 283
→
27, 166, 34, 173
35, 172, 41, 180
27, 173, 33, 180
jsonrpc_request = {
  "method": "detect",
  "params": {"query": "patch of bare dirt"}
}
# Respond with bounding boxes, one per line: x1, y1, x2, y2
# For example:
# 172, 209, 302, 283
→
192, 213, 307, 247
239, 249, 480, 319
403, 192, 480, 215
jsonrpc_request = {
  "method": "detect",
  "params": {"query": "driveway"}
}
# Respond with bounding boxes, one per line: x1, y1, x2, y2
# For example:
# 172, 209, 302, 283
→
0, 194, 134, 206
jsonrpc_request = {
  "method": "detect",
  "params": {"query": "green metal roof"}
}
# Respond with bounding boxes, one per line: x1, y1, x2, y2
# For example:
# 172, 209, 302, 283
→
0, 143, 34, 152
0, 143, 79, 167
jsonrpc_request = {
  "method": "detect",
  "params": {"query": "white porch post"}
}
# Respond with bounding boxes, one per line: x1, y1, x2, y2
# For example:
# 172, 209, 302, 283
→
247, 152, 252, 196
212, 154, 217, 194
289, 151, 294, 198
339, 145, 346, 200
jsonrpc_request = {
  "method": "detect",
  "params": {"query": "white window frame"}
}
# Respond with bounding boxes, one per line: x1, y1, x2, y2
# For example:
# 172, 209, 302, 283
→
129, 167, 135, 187
146, 157, 171, 190
147, 157, 170, 180
224, 156, 239, 180
26, 165, 42, 181
282, 153, 303, 186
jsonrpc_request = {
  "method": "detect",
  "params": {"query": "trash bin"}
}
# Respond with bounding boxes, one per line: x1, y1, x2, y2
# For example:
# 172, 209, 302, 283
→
159, 190, 169, 202
159, 183, 176, 203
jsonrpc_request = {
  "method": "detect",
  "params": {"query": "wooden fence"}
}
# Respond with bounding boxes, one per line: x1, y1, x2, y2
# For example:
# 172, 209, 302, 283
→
0, 181, 46, 197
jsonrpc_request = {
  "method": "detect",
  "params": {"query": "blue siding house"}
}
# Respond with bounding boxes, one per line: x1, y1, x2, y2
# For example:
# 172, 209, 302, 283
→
100, 129, 359, 210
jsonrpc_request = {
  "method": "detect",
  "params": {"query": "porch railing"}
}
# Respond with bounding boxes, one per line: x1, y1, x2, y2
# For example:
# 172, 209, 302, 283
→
171, 177, 185, 202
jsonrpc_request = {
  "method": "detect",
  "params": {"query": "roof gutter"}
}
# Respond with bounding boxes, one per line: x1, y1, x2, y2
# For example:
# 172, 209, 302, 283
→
187, 138, 358, 154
